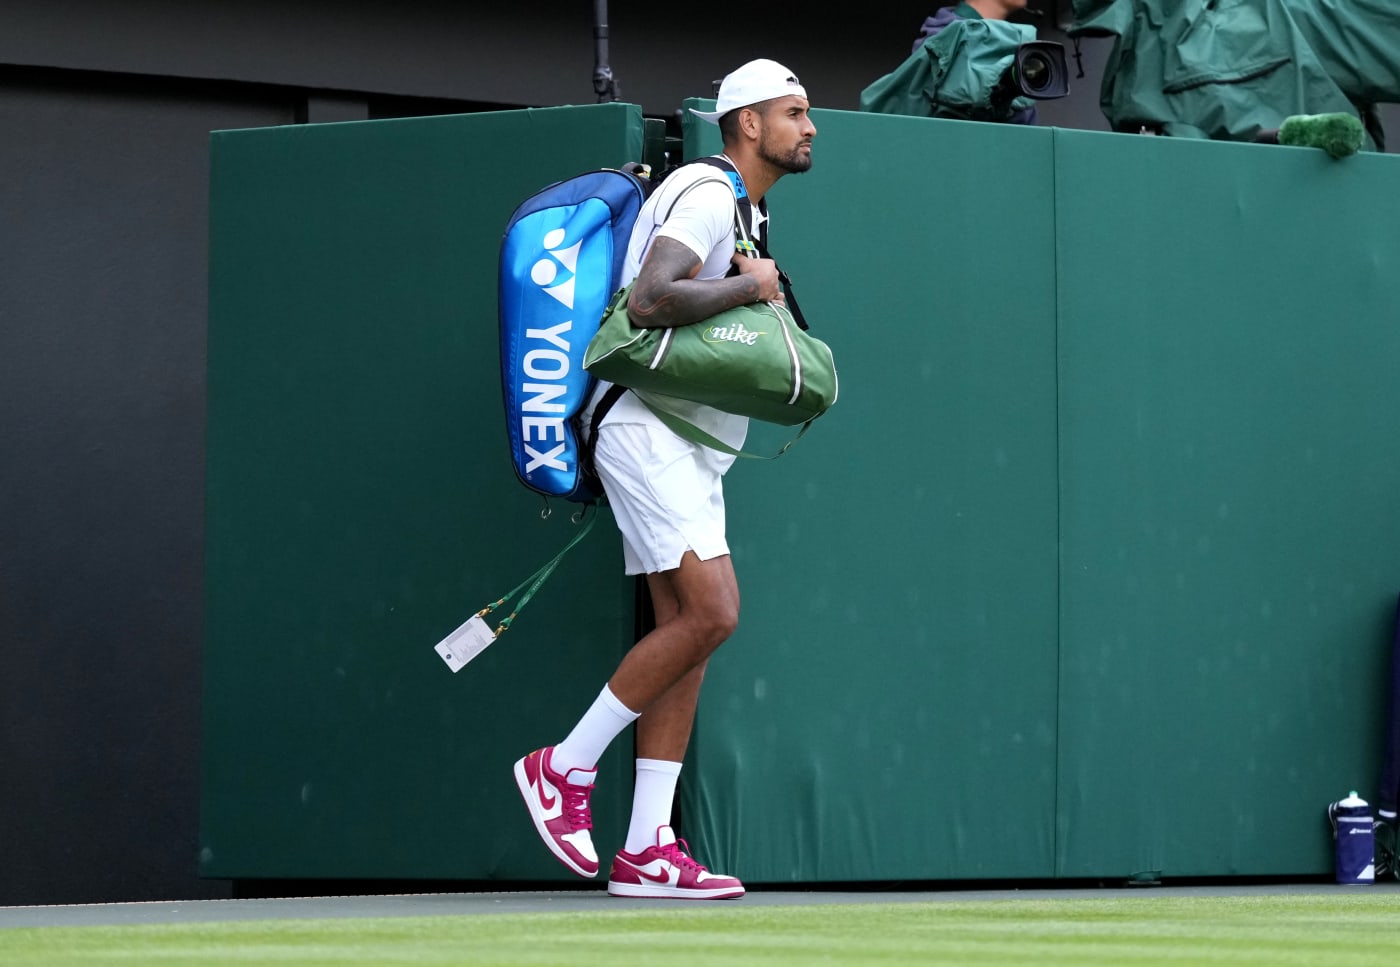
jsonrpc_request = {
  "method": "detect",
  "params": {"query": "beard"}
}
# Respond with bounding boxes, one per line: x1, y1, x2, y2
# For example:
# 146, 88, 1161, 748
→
759, 134, 813, 174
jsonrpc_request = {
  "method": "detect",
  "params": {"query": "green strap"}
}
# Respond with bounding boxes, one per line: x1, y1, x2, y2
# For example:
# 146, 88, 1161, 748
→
632, 389, 813, 459
479, 511, 598, 635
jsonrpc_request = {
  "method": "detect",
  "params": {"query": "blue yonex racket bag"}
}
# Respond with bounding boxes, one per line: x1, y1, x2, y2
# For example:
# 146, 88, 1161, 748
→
498, 167, 649, 503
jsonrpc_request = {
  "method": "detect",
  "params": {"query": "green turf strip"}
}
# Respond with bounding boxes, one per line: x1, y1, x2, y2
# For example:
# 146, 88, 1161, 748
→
3, 894, 1399, 966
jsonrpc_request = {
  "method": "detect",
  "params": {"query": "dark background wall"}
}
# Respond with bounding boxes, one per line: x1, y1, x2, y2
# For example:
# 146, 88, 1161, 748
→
1, 0, 1396, 906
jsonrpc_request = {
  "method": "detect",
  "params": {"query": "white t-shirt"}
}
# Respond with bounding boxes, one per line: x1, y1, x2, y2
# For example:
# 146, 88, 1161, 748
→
583, 158, 767, 464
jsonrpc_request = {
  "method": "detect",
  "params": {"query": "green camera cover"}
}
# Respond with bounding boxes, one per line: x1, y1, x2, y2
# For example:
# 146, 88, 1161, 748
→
860, 18, 1037, 122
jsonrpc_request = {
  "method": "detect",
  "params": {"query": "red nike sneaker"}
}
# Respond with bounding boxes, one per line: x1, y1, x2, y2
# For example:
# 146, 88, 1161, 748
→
513, 746, 598, 878
607, 826, 744, 899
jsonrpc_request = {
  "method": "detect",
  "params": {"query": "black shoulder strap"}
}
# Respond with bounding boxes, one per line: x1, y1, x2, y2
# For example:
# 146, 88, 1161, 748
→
683, 156, 809, 331
579, 382, 628, 496
686, 156, 765, 250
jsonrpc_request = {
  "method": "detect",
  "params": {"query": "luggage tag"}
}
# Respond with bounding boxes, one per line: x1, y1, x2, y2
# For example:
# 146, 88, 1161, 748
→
433, 613, 498, 673
432, 511, 598, 673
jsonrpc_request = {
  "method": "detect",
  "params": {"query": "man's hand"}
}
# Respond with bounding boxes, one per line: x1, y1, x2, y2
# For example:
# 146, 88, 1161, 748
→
730, 252, 784, 306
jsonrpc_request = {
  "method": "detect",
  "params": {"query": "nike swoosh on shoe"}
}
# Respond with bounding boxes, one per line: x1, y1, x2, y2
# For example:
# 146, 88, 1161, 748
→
633, 861, 677, 886
538, 779, 557, 813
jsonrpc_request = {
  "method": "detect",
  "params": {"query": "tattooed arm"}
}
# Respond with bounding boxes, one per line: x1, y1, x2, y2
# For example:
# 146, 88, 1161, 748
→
625, 237, 784, 329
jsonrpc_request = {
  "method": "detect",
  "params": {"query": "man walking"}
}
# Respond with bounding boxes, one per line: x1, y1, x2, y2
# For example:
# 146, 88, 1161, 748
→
514, 58, 816, 900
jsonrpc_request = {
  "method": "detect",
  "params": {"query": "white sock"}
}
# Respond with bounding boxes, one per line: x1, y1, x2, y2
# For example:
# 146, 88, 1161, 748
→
624, 758, 683, 854
551, 685, 639, 774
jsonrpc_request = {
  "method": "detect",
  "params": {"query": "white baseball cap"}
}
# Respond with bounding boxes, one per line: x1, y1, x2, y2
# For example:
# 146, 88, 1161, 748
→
690, 59, 808, 124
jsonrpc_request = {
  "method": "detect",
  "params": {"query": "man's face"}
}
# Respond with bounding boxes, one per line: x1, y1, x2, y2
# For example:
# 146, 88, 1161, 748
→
754, 95, 817, 174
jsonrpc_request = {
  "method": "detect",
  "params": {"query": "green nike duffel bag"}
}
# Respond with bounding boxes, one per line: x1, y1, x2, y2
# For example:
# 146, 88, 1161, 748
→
582, 283, 838, 427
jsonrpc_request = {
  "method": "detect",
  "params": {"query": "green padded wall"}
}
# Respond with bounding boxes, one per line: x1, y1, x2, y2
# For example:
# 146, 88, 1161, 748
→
680, 108, 1063, 882
202, 105, 648, 880
1054, 131, 1400, 877
205, 101, 1400, 886
679, 109, 1400, 882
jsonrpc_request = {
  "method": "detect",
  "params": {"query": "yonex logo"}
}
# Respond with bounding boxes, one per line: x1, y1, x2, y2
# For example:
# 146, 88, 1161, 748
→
518, 226, 585, 475
703, 321, 765, 346
530, 228, 582, 309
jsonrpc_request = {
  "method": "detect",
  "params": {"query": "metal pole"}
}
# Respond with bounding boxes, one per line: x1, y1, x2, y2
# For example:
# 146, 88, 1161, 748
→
593, 0, 619, 102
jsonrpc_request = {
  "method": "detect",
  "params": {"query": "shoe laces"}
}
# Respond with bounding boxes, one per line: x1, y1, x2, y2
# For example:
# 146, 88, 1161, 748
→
659, 838, 706, 873
560, 779, 594, 832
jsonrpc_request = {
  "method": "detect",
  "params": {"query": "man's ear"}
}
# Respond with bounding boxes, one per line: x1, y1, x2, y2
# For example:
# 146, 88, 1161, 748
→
737, 105, 763, 141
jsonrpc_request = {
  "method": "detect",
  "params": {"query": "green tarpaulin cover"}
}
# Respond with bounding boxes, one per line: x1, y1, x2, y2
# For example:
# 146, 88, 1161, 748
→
1069, 0, 1400, 149
860, 18, 1037, 122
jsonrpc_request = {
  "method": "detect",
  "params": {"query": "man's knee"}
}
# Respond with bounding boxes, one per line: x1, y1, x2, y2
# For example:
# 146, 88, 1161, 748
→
667, 596, 738, 655
670, 552, 739, 648
700, 598, 739, 647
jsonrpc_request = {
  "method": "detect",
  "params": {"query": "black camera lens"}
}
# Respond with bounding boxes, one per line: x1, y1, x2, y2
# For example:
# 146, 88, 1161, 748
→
1011, 42, 1070, 100
989, 40, 1071, 113
1022, 53, 1050, 93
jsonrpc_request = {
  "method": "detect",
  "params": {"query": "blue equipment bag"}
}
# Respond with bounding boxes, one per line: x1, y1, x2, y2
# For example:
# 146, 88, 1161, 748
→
499, 167, 649, 503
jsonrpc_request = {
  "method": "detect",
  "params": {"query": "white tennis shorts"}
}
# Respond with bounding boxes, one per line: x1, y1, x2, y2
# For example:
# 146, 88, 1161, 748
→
593, 422, 731, 576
